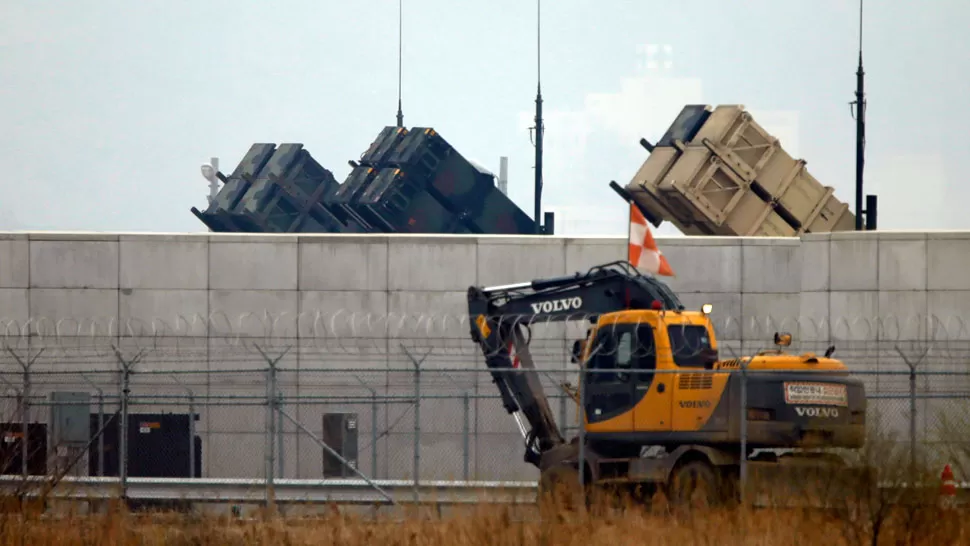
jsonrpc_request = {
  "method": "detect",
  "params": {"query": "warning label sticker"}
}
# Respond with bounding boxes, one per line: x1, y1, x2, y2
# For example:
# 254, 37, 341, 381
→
784, 382, 848, 406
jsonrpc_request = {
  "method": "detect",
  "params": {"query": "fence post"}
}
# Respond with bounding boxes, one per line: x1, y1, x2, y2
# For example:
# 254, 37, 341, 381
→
413, 358, 421, 503
739, 360, 749, 505
189, 393, 196, 479
112, 345, 144, 503
578, 359, 586, 491
462, 391, 470, 482
6, 347, 42, 479
254, 344, 289, 512
98, 392, 105, 477
20, 367, 30, 479
277, 390, 284, 480
909, 364, 916, 478
371, 392, 378, 479
401, 346, 431, 504
896, 345, 929, 481
266, 361, 277, 507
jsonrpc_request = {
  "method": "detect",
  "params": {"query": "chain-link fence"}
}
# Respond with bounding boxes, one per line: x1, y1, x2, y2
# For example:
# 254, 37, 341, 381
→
2, 310, 970, 504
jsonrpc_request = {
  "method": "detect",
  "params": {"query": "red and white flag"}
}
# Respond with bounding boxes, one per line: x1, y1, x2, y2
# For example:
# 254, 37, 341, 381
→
628, 203, 674, 277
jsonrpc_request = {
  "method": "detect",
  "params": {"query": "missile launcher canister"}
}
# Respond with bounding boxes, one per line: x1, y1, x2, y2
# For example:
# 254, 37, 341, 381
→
192, 126, 537, 235
191, 143, 345, 233
625, 104, 855, 236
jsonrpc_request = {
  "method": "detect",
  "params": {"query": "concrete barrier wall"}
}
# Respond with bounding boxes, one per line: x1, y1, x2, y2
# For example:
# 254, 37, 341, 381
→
0, 230, 966, 481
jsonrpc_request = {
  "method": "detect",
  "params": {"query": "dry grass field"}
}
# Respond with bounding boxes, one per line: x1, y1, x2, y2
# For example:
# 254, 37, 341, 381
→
2, 423, 968, 544
0, 491, 967, 546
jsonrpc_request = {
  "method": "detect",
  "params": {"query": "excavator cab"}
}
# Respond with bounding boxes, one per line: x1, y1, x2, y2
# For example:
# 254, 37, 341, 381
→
576, 306, 720, 370
572, 307, 727, 447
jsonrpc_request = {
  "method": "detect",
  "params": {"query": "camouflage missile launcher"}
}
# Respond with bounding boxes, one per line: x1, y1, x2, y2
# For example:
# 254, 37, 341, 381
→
191, 143, 346, 233
192, 126, 538, 235
625, 104, 856, 236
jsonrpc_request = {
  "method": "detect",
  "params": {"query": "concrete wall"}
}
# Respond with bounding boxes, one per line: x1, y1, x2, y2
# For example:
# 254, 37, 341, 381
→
0, 230, 966, 481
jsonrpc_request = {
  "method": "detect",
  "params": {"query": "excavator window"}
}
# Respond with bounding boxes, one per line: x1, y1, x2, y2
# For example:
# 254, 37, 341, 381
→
616, 333, 633, 370
667, 324, 716, 368
587, 324, 657, 384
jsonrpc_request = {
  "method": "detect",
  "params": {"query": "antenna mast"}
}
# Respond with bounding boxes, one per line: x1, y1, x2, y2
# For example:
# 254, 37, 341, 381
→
852, 0, 866, 230
532, 0, 544, 234
396, 0, 404, 128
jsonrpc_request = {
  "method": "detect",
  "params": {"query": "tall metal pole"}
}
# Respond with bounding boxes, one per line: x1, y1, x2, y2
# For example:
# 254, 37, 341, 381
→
739, 362, 749, 504
119, 363, 131, 500
98, 393, 105, 477
277, 391, 284, 479
20, 373, 29, 479
909, 364, 916, 479
265, 361, 276, 506
462, 391, 470, 481
533, 0, 544, 234
412, 359, 421, 503
253, 344, 289, 511
853, 0, 866, 230
189, 394, 196, 479
6, 348, 40, 479
395, 0, 404, 128
371, 393, 378, 478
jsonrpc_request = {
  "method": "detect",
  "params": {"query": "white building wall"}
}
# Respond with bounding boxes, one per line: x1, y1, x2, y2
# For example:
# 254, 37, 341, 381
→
0, 230, 964, 481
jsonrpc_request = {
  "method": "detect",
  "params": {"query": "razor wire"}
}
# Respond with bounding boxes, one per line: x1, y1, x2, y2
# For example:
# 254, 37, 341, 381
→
3, 310, 970, 488
2, 310, 970, 355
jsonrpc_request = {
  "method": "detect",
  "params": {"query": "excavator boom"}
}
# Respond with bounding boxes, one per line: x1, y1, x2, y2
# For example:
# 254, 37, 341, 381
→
466, 261, 683, 467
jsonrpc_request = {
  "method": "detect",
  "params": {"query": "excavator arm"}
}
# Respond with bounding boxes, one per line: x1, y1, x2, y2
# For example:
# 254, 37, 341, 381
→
466, 260, 683, 467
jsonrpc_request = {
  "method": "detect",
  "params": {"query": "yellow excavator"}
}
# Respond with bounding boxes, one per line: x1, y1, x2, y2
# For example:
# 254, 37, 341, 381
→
467, 260, 866, 506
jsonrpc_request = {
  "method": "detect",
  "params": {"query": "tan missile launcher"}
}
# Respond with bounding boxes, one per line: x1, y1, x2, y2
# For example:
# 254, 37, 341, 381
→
626, 105, 856, 236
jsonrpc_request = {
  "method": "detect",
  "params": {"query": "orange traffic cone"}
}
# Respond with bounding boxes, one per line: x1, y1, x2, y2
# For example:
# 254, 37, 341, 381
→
940, 464, 957, 509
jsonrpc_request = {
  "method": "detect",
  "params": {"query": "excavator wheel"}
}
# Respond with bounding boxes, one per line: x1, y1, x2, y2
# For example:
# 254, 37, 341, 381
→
666, 460, 728, 512
538, 463, 585, 514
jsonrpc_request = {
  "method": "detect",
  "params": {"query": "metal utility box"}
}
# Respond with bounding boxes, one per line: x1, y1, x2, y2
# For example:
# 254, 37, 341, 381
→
89, 413, 201, 479
49, 391, 91, 447
322, 413, 358, 478
0, 423, 47, 476
626, 104, 855, 236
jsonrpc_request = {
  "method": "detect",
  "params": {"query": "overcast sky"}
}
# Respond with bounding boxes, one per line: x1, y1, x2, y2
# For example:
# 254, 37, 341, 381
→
1, 1, 967, 236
